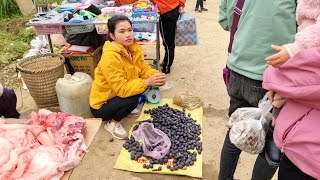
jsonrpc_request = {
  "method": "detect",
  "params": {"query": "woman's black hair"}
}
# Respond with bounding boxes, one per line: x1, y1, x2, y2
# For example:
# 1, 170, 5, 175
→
107, 15, 132, 41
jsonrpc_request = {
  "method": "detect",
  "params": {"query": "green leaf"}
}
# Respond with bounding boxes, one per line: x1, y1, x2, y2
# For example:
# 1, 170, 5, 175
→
0, 0, 22, 19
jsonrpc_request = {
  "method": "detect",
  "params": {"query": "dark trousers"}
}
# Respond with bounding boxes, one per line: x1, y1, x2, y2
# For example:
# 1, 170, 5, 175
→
159, 6, 180, 72
279, 154, 316, 180
196, 0, 204, 9
90, 95, 139, 122
218, 70, 278, 180
0, 88, 20, 118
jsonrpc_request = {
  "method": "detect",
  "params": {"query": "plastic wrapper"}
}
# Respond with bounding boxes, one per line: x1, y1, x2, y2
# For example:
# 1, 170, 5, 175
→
132, 122, 171, 160
160, 81, 174, 91
173, 91, 202, 110
229, 93, 272, 154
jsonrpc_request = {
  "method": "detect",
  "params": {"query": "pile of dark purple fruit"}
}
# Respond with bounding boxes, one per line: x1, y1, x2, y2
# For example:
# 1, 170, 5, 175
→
122, 104, 202, 171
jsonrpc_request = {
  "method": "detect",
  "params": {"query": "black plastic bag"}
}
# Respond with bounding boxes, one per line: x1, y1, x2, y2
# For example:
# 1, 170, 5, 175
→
85, 4, 101, 15
64, 29, 106, 49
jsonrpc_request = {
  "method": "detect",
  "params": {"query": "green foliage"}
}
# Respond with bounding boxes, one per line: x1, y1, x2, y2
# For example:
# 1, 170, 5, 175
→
36, 0, 64, 6
14, 41, 30, 54
0, 16, 35, 64
0, 0, 22, 19
18, 27, 35, 43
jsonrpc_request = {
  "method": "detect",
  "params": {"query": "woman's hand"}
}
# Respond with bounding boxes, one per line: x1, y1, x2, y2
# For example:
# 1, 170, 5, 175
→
269, 91, 287, 108
265, 45, 290, 68
273, 93, 287, 108
268, 90, 275, 103
145, 73, 166, 87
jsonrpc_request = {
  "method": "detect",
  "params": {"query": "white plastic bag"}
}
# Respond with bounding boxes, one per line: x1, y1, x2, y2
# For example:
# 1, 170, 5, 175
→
30, 38, 45, 50
229, 93, 272, 154
227, 107, 262, 128
229, 119, 265, 154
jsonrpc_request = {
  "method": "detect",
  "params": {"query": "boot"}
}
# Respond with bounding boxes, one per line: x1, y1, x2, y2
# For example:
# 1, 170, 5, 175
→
161, 60, 171, 74
195, 8, 202, 13
264, 121, 282, 167
201, 7, 208, 11
162, 67, 171, 74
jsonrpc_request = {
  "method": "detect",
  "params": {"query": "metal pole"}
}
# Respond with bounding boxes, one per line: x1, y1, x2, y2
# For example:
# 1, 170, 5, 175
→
34, 0, 38, 13
45, 0, 54, 53
155, 21, 160, 70
45, 0, 49, 10
47, 34, 54, 53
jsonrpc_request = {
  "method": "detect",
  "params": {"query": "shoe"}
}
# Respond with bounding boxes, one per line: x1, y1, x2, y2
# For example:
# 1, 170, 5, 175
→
195, 8, 202, 13
104, 121, 128, 140
201, 8, 208, 11
264, 122, 281, 167
128, 106, 140, 117
161, 67, 171, 74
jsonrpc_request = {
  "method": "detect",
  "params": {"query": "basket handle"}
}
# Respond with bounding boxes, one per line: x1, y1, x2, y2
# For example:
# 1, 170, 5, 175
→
15, 66, 24, 110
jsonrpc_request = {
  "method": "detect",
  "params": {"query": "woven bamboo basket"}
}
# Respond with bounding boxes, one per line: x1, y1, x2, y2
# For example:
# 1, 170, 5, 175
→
17, 54, 65, 108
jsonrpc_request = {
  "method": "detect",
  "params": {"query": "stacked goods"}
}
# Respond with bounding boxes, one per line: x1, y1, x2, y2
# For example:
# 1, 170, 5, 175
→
28, 12, 66, 35
94, 6, 132, 34
132, 0, 156, 12
131, 0, 157, 32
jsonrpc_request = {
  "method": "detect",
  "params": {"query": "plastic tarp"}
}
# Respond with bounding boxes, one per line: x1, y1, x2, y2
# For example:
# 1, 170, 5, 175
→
114, 99, 203, 178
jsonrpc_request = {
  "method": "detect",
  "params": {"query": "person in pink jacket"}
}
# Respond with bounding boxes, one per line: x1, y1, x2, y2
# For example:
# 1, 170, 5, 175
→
263, 47, 320, 179
265, 0, 320, 124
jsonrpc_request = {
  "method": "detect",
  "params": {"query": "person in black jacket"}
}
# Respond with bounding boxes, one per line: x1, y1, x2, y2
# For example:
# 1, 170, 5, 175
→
0, 83, 20, 118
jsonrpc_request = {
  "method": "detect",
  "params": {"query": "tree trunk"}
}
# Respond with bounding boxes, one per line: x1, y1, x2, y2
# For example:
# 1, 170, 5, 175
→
15, 0, 35, 16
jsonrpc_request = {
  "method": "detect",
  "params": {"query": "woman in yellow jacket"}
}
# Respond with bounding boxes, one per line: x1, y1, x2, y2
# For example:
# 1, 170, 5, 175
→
116, 0, 186, 74
90, 15, 166, 139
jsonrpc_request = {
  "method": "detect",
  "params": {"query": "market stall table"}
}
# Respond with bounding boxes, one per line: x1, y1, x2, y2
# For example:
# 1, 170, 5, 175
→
26, 2, 161, 70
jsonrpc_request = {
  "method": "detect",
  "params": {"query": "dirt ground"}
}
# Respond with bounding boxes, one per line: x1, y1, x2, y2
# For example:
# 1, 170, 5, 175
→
13, 0, 278, 179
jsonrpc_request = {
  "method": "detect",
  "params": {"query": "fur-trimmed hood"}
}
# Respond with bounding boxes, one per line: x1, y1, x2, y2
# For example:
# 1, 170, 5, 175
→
297, 0, 320, 23
300, 0, 320, 5
284, 0, 320, 57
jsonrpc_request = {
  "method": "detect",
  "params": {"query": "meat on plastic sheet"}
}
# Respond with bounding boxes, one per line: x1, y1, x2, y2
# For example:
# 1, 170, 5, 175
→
0, 109, 88, 179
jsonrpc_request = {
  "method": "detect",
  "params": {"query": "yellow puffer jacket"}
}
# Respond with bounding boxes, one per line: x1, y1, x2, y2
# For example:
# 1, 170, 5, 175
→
90, 41, 158, 110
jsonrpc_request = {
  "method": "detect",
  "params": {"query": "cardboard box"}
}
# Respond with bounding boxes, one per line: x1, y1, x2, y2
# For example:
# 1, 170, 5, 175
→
60, 46, 102, 79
